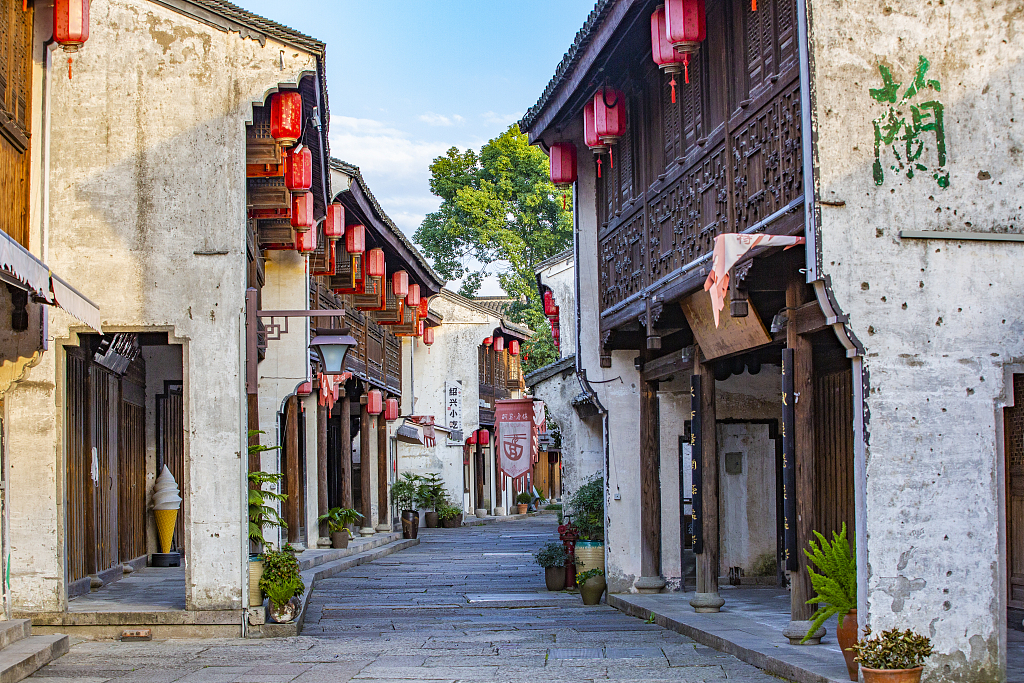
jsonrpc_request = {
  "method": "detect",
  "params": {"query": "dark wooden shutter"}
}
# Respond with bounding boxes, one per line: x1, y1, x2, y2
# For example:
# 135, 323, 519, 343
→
0, 0, 31, 247
812, 368, 855, 541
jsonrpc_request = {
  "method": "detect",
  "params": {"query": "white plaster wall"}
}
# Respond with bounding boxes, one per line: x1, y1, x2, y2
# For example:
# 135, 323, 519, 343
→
538, 254, 576, 356
658, 387, 688, 590
718, 423, 776, 576
6, 0, 319, 611
808, 1, 1023, 677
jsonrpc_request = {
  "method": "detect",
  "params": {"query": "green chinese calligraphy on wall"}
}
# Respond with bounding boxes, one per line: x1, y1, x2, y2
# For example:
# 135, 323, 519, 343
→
870, 56, 948, 188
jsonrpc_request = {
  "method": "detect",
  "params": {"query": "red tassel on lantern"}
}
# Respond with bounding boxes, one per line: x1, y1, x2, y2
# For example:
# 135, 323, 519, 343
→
366, 389, 383, 415
324, 203, 344, 241
345, 224, 365, 254
270, 91, 303, 147
665, 0, 706, 85
509, 340, 520, 356
290, 192, 313, 231
651, 5, 685, 103
392, 271, 409, 299
284, 146, 312, 192
366, 248, 385, 277
583, 99, 607, 180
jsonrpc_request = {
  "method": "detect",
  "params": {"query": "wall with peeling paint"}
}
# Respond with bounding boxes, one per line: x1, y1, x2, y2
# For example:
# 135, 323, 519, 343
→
809, 0, 1024, 678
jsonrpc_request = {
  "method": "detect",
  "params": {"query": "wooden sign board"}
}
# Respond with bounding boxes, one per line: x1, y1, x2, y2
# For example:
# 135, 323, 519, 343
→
680, 290, 771, 360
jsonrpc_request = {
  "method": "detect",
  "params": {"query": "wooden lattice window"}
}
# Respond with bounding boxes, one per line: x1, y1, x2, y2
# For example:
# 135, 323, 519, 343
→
0, 0, 31, 149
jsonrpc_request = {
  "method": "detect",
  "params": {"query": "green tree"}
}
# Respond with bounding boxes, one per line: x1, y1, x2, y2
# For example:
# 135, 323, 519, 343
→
415, 126, 572, 373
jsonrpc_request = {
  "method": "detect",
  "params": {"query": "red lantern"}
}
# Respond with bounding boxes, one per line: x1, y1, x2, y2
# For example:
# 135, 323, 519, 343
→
270, 91, 303, 147
416, 320, 424, 337
346, 224, 365, 254
652, 5, 685, 102
296, 227, 316, 254
483, 337, 492, 347
552, 326, 560, 342
366, 389, 383, 416
552, 306, 560, 320
366, 248, 385, 277
418, 298, 429, 319
509, 339, 520, 356
392, 271, 409, 299
406, 284, 421, 308
583, 100, 607, 178
467, 432, 477, 446
324, 203, 344, 241
478, 429, 490, 446
594, 88, 626, 147
285, 146, 312, 192
423, 326, 435, 346
494, 337, 505, 353
549, 142, 578, 189
54, 0, 89, 52
290, 191, 314, 231
384, 398, 399, 421
665, 0, 706, 85
543, 290, 557, 317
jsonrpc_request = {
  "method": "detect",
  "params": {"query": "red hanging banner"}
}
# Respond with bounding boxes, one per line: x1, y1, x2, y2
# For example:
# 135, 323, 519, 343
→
495, 399, 536, 481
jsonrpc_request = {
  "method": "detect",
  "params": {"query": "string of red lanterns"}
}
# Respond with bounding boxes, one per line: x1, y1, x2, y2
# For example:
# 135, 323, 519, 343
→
583, 100, 608, 179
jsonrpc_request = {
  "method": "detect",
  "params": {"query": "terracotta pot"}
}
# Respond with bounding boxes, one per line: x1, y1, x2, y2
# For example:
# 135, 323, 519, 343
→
837, 609, 859, 681
580, 575, 606, 605
545, 565, 566, 591
575, 541, 605, 575
330, 530, 349, 549
425, 511, 439, 528
269, 596, 300, 623
517, 504, 529, 514
861, 667, 923, 683
401, 510, 419, 539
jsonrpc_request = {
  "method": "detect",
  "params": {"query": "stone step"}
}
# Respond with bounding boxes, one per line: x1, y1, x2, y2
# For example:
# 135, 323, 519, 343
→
295, 532, 401, 572
0, 621, 30, 652
0, 634, 69, 683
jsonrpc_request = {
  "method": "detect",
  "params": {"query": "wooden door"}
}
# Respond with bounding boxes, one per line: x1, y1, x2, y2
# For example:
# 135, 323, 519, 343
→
65, 347, 90, 583
157, 383, 185, 554
1004, 374, 1024, 608
117, 359, 146, 563
813, 367, 856, 539
89, 364, 119, 573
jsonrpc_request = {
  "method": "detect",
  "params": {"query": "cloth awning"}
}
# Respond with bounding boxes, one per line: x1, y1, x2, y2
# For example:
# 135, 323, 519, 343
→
0, 232, 101, 333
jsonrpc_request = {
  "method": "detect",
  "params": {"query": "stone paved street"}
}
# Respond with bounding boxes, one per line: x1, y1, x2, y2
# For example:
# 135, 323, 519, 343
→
27, 517, 783, 683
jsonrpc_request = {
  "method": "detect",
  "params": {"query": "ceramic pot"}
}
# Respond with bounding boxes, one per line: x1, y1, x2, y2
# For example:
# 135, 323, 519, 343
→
248, 558, 264, 607
425, 511, 439, 528
401, 510, 419, 539
580, 575, 607, 605
837, 609, 858, 681
517, 504, 529, 514
269, 596, 300, 623
441, 514, 461, 529
861, 667, 923, 683
331, 530, 349, 549
575, 540, 605, 574
545, 565, 566, 591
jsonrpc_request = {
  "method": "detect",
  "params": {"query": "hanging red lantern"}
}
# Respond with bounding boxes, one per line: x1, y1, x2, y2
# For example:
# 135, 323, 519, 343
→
549, 142, 578, 188
54, 0, 89, 52
543, 290, 557, 317
478, 429, 490, 446
392, 271, 409, 299
416, 320, 424, 337
665, 0, 706, 85
651, 5, 685, 102
594, 88, 626, 170
366, 248, 385, 277
583, 100, 607, 179
384, 398, 399, 421
295, 227, 316, 254
290, 191, 314, 231
551, 305, 560, 320
467, 432, 477, 446
552, 326, 560, 342
423, 326, 435, 346
270, 91, 303, 147
324, 203, 344, 241
418, 298, 429, 319
509, 339, 520, 356
345, 224, 365, 254
406, 284, 421, 308
483, 337, 492, 347
494, 336, 505, 353
284, 146, 312, 192
366, 389, 383, 416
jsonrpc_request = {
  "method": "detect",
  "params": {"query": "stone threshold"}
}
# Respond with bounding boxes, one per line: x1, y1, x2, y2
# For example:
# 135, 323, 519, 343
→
609, 593, 850, 683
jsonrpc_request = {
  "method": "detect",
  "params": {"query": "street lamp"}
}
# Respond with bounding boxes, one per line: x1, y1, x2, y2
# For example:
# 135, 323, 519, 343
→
309, 328, 357, 375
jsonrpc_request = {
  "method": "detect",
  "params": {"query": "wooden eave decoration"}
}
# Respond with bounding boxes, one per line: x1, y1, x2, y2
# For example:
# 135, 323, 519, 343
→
311, 240, 336, 276
392, 298, 421, 336
353, 275, 385, 311
246, 138, 283, 177
248, 176, 289, 210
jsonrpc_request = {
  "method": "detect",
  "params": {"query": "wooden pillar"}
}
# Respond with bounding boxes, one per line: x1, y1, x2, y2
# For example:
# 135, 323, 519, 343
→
359, 395, 373, 534
637, 366, 665, 593
690, 347, 724, 611
474, 435, 484, 513
247, 394, 260, 473
377, 403, 389, 531
285, 395, 300, 544
317, 402, 328, 540
785, 278, 819, 640
340, 392, 352, 509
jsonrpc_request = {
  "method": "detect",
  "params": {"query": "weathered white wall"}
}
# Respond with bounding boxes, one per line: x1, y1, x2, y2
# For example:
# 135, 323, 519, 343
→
538, 253, 576, 356
809, 0, 1023, 677
7, 0, 318, 611
718, 423, 776, 576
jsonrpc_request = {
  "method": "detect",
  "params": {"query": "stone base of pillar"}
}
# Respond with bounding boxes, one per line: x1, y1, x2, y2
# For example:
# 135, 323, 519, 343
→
316, 537, 331, 548
689, 592, 725, 613
475, 508, 488, 518
634, 576, 666, 594
375, 523, 390, 532
783, 620, 826, 645
359, 526, 375, 537
493, 507, 506, 516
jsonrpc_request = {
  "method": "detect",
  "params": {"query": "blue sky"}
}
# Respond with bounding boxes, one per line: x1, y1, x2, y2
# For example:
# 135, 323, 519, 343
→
240, 1, 596, 292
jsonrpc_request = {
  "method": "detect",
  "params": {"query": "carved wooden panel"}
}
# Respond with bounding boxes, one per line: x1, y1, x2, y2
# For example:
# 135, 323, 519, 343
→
599, 208, 645, 310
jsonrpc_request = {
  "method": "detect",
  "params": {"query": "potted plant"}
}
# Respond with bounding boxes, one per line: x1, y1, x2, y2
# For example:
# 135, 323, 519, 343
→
535, 541, 568, 590
317, 507, 363, 549
568, 475, 604, 575
516, 492, 532, 515
247, 432, 287, 608
392, 472, 422, 539
258, 547, 305, 623
803, 523, 858, 679
419, 473, 445, 528
849, 628, 933, 683
438, 496, 463, 528
576, 568, 606, 605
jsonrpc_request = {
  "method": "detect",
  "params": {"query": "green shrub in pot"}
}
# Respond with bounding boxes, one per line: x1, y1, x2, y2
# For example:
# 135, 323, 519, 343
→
850, 628, 933, 671
534, 542, 568, 568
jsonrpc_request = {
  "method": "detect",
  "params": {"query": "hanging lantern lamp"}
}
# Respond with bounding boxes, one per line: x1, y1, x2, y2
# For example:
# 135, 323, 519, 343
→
284, 146, 312, 192
509, 339, 520, 356
309, 328, 357, 375
54, 0, 90, 79
345, 223, 365, 254
384, 398, 399, 421
416, 320, 424, 337
543, 290, 557, 317
494, 336, 505, 353
406, 284, 421, 308
478, 429, 490, 446
423, 326, 435, 346
583, 100, 608, 179
295, 227, 316, 254
392, 271, 409, 299
366, 390, 383, 415
665, 0, 706, 85
418, 298, 429, 319
549, 142, 578, 188
290, 192, 314, 231
324, 203, 344, 241
594, 88, 626, 169
270, 91, 303, 147
366, 248, 386, 277
552, 326, 561, 342
483, 337, 493, 347
651, 5, 685, 102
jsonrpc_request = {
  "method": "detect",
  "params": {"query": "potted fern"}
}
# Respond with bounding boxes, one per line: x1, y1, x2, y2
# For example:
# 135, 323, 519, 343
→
803, 523, 857, 680
850, 628, 933, 683
258, 547, 305, 623
247, 431, 287, 608
317, 507, 363, 549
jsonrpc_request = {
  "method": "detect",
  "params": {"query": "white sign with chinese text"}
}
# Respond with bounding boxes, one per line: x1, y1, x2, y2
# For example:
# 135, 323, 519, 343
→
445, 381, 462, 442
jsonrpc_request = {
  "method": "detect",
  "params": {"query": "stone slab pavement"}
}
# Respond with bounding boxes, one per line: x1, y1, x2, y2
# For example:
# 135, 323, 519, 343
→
26, 517, 785, 682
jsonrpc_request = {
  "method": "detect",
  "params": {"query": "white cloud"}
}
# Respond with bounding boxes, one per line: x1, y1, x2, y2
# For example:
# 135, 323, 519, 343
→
418, 112, 466, 127
482, 111, 523, 127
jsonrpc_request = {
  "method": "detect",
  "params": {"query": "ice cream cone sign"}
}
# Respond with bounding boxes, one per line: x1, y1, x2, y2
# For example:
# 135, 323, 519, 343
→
153, 466, 182, 554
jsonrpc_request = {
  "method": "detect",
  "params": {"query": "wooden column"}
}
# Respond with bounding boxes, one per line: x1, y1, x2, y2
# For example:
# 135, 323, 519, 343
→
247, 394, 260, 473
377, 403, 389, 531
285, 395, 300, 544
359, 395, 373, 533
690, 347, 724, 611
786, 278, 818, 636
340, 392, 353, 509
475, 435, 484, 512
637, 365, 665, 593
317, 402, 328, 540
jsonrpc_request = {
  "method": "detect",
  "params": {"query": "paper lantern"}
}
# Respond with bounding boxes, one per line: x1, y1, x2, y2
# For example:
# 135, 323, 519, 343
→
543, 290, 557, 317
467, 432, 477, 446
270, 91, 303, 147
366, 248, 385, 277
346, 224, 365, 254
324, 203, 344, 241
423, 326, 435, 346
406, 284, 421, 308
477, 429, 489, 446
366, 389, 383, 415
54, 0, 89, 52
509, 339, 520, 356
665, 0, 706, 84
290, 192, 314, 231
483, 337, 492, 347
418, 298, 429, 318
583, 100, 608, 154
549, 142, 578, 188
384, 398, 399, 421
651, 5, 686, 101
295, 227, 316, 254
392, 271, 409, 299
494, 337, 505, 353
552, 326, 560, 342
594, 88, 626, 146
284, 146, 312, 192
416, 320, 424, 337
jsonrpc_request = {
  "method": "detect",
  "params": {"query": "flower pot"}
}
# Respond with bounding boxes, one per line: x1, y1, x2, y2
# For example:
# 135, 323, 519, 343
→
861, 667, 923, 683
248, 558, 264, 607
517, 504, 528, 514
575, 540, 605, 575
331, 530, 350, 549
401, 510, 419, 539
837, 609, 859, 681
269, 596, 300, 623
425, 511, 439, 528
580, 575, 606, 605
545, 565, 566, 591
442, 513, 463, 528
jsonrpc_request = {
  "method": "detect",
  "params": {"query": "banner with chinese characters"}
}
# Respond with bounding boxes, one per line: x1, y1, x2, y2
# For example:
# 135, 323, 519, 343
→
495, 399, 536, 481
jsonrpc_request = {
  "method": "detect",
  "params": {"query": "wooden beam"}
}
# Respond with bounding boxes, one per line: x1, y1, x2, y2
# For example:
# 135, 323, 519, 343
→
285, 396, 300, 544
792, 301, 829, 336
340, 392, 353, 510
641, 349, 694, 383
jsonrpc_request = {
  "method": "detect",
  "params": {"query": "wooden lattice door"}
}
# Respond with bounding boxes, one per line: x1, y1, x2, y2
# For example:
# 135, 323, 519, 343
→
1004, 374, 1024, 609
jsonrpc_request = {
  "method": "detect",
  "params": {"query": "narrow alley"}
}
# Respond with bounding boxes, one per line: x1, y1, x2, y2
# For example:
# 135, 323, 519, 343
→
24, 518, 778, 682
